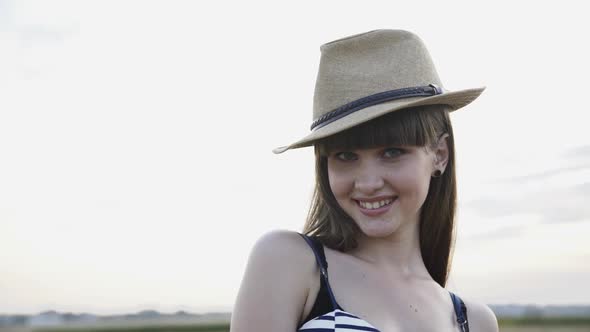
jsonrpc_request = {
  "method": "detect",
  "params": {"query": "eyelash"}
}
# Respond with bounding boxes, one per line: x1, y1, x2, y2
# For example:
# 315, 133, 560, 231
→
334, 148, 405, 161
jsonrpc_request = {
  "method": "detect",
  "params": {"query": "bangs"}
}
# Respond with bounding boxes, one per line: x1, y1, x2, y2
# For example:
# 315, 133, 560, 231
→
315, 104, 450, 156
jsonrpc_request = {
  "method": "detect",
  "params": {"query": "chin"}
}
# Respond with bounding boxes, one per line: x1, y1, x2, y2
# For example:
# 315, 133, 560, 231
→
356, 218, 401, 237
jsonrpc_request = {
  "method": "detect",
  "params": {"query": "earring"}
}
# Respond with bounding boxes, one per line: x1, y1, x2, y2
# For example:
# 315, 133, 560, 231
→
432, 169, 442, 178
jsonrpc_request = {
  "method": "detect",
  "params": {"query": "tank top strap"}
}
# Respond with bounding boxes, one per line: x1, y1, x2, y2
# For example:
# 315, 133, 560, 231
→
298, 233, 340, 311
449, 291, 470, 332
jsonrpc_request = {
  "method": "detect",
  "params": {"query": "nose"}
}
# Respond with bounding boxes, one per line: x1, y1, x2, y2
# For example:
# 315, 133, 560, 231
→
353, 164, 385, 194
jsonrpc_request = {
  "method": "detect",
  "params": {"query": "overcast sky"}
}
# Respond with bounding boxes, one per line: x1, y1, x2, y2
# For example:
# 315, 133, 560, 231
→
1, 0, 589, 315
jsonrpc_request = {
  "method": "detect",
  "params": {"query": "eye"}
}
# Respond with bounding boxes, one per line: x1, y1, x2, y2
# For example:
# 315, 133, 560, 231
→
334, 151, 357, 161
383, 148, 404, 158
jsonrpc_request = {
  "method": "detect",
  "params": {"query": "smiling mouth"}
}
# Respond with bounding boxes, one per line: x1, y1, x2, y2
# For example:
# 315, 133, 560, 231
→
355, 197, 397, 210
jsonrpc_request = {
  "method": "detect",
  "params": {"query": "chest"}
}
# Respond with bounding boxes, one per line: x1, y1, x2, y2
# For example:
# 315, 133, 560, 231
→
335, 283, 457, 331
324, 254, 459, 331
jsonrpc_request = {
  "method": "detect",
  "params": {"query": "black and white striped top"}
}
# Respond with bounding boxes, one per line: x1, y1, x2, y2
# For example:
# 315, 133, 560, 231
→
297, 233, 470, 332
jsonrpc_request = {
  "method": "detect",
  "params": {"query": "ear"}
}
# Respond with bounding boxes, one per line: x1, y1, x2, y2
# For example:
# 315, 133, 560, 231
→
433, 133, 450, 172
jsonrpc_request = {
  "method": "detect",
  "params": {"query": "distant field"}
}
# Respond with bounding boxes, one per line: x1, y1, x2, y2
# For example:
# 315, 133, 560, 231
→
0, 325, 229, 332
31, 324, 229, 332
2, 318, 589, 332
498, 317, 590, 332
502, 328, 590, 332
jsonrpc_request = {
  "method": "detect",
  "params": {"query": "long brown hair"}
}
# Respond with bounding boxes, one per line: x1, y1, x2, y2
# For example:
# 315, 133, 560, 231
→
302, 104, 457, 287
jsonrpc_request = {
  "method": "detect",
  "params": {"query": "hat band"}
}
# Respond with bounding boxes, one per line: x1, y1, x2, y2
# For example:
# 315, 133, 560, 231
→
310, 84, 442, 131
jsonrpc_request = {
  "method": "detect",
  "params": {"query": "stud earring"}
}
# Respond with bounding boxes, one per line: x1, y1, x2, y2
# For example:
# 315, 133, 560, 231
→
432, 169, 442, 178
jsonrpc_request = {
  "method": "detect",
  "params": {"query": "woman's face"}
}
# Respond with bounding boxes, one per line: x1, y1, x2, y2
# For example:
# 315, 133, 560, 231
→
326, 141, 445, 238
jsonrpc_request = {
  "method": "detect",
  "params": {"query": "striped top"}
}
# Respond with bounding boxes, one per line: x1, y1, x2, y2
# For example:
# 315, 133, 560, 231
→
297, 233, 470, 332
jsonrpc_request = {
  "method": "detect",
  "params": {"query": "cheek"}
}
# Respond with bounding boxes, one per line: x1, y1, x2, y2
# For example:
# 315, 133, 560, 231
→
328, 173, 343, 197
414, 173, 433, 206
395, 167, 431, 201
327, 169, 350, 200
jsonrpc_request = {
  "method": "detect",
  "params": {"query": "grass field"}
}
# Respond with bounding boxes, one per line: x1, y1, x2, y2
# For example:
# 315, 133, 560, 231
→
499, 318, 590, 331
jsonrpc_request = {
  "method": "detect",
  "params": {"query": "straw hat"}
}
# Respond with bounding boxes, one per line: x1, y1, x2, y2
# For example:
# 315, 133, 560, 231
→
273, 29, 485, 154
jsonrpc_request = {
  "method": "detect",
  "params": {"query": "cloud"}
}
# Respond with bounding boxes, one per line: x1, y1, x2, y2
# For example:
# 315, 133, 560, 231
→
495, 145, 590, 185
467, 145, 590, 227
498, 163, 590, 184
0, 0, 11, 26
464, 224, 528, 241
563, 145, 590, 159
0, 0, 79, 80
572, 182, 590, 195
467, 144, 590, 224
465, 182, 590, 224
17, 24, 73, 46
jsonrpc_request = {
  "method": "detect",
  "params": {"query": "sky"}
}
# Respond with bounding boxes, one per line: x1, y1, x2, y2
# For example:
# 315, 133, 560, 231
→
1, 0, 589, 315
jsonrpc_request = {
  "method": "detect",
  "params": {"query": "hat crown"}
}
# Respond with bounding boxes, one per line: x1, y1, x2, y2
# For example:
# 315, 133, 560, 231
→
313, 29, 442, 120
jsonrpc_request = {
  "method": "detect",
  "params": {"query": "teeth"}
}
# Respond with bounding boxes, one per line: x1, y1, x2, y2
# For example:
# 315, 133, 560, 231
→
359, 198, 393, 210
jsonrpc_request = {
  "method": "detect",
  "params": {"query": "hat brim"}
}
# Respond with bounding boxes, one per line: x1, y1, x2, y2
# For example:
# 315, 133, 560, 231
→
272, 87, 486, 154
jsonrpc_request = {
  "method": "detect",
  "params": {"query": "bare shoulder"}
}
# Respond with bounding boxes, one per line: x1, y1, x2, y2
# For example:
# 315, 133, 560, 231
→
255, 229, 314, 258
461, 296, 499, 332
247, 229, 317, 272
230, 229, 317, 332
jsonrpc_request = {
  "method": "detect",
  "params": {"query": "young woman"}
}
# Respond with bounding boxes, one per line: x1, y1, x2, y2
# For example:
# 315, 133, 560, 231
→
230, 29, 499, 332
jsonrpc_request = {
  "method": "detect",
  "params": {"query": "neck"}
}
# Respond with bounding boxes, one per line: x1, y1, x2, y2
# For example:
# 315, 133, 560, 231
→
350, 217, 431, 281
